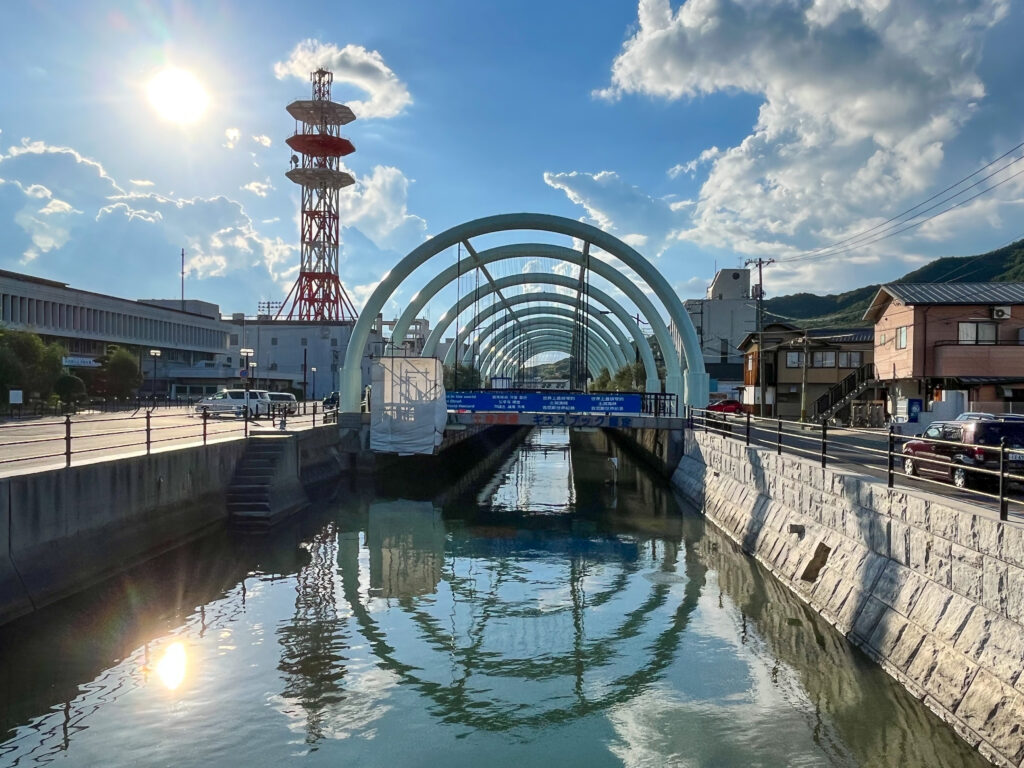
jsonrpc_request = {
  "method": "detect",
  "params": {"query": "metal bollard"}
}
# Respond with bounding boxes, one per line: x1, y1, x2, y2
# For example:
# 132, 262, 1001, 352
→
821, 420, 827, 468
777, 418, 782, 455
146, 411, 152, 455
887, 425, 895, 489
65, 414, 72, 468
313, 402, 317, 428
202, 410, 209, 446
745, 412, 751, 446
999, 437, 1008, 521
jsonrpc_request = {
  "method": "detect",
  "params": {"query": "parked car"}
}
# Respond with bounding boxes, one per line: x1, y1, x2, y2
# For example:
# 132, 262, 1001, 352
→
954, 412, 996, 421
194, 389, 272, 418
267, 392, 298, 415
707, 399, 743, 414
902, 420, 1024, 489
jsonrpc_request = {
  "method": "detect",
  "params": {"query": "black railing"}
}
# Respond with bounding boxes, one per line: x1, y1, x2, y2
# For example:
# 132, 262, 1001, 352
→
688, 407, 1021, 522
0, 400, 330, 474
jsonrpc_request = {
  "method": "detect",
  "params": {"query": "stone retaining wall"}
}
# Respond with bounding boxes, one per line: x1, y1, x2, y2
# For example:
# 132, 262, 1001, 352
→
673, 431, 1024, 767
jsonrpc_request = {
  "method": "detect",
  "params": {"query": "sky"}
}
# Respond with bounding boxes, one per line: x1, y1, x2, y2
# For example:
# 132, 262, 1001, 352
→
1, 0, 1023, 332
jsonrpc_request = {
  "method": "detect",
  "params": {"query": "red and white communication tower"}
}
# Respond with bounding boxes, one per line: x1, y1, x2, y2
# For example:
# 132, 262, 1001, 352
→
278, 68, 358, 321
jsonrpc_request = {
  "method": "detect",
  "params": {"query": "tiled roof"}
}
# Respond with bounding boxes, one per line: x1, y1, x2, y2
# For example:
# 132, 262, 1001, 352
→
883, 282, 1024, 305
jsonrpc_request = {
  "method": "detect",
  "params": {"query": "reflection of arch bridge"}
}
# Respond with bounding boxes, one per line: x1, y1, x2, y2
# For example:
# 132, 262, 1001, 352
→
340, 213, 709, 413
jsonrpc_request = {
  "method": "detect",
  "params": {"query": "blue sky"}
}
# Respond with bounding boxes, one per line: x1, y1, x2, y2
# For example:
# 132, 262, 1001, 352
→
1, 0, 1022, 327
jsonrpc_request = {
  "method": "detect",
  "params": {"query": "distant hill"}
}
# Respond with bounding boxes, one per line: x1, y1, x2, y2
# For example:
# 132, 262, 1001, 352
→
762, 238, 1024, 327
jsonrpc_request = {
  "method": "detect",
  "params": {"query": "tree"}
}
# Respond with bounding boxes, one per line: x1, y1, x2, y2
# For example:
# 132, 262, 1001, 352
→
443, 363, 481, 390
54, 373, 86, 404
0, 346, 24, 403
105, 347, 142, 398
591, 367, 611, 391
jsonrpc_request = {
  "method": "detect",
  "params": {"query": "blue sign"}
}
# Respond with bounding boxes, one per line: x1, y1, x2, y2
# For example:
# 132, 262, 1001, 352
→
907, 398, 923, 423
446, 391, 643, 414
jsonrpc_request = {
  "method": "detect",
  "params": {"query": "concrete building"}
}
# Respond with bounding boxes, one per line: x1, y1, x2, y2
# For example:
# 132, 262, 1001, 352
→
0, 269, 231, 397
863, 282, 1024, 419
674, 267, 756, 397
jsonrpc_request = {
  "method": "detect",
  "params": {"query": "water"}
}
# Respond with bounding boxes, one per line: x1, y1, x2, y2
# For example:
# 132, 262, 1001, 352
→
0, 428, 987, 767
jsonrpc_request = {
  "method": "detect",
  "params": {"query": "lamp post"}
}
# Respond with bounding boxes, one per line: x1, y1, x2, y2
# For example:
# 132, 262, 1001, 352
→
311, 367, 317, 400
249, 361, 258, 390
240, 347, 254, 388
149, 349, 161, 399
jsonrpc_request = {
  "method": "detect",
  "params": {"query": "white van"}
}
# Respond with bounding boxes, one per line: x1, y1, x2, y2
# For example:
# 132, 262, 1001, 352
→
195, 389, 272, 418
267, 392, 298, 414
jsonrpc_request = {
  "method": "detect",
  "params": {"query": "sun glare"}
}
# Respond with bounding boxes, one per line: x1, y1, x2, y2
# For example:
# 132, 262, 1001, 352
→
156, 641, 187, 690
146, 68, 209, 125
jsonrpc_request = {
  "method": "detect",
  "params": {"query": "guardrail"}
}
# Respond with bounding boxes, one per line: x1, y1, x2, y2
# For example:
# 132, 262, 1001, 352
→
0, 400, 336, 474
688, 407, 1023, 522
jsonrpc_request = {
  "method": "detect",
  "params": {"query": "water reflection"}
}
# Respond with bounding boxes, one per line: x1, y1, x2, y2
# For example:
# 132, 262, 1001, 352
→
0, 428, 991, 767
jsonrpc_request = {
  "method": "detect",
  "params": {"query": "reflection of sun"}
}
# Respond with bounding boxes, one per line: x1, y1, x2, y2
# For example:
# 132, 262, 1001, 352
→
156, 641, 187, 690
146, 68, 209, 124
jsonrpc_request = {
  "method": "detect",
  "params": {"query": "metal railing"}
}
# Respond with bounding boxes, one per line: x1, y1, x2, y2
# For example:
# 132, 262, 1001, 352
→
0, 400, 335, 474
688, 407, 1024, 522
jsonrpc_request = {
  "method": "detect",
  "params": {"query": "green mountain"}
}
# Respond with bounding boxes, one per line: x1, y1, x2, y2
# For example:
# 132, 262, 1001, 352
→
763, 238, 1024, 327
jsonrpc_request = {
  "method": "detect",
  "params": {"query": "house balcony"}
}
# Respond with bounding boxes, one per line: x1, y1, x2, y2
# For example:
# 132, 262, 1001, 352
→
930, 340, 1024, 378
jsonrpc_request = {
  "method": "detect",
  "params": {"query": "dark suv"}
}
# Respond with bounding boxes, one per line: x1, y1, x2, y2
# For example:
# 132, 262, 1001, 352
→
902, 420, 1024, 489
322, 391, 340, 410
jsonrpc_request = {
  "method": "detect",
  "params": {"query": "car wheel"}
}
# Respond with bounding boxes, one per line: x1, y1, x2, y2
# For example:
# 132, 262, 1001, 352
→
952, 465, 970, 490
903, 456, 916, 476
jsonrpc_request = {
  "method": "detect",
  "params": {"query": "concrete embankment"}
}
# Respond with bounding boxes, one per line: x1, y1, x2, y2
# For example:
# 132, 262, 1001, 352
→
672, 430, 1024, 767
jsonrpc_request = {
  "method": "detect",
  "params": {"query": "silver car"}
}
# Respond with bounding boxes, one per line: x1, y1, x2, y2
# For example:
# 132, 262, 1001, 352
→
195, 389, 272, 418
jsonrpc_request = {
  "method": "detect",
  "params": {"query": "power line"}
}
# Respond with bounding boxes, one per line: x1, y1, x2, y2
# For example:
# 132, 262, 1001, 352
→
778, 139, 1024, 265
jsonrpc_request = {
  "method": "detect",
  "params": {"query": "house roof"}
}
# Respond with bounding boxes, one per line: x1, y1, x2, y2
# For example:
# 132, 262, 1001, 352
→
737, 326, 873, 351
863, 282, 1024, 322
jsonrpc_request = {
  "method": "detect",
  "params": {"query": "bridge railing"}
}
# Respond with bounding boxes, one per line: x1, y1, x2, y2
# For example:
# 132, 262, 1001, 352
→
688, 407, 1024, 522
0, 400, 332, 475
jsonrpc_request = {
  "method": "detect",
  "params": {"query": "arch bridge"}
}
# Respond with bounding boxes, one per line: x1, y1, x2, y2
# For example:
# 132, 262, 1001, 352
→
340, 213, 709, 428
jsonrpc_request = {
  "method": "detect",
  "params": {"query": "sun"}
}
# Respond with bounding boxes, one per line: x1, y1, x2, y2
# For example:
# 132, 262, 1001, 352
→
146, 68, 209, 125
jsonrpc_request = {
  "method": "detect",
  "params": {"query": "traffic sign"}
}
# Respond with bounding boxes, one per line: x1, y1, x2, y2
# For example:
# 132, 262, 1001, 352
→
239, 369, 248, 378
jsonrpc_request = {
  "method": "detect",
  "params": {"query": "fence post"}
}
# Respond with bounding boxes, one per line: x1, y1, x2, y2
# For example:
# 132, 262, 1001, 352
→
313, 402, 317, 428
887, 425, 895, 489
146, 411, 152, 455
999, 437, 1008, 521
65, 414, 72, 468
777, 418, 782, 455
821, 419, 827, 468
244, 403, 249, 439
202, 409, 209, 446
745, 412, 751, 446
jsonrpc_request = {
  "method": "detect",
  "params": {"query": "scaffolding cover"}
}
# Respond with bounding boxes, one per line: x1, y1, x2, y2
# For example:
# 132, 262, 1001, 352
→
370, 357, 448, 455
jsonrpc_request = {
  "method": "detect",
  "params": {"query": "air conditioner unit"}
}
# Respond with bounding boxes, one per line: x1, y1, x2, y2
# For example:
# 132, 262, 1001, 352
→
992, 306, 1012, 320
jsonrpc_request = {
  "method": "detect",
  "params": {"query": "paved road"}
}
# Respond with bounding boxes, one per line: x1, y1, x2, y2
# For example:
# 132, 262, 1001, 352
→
0, 406, 322, 478
701, 414, 1024, 522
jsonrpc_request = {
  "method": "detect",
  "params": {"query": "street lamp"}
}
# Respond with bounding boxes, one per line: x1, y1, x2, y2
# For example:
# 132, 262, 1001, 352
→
249, 361, 258, 390
310, 367, 317, 400
149, 349, 161, 399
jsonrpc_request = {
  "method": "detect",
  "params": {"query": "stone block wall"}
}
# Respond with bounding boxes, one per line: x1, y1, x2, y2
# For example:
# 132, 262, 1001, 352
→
673, 431, 1024, 767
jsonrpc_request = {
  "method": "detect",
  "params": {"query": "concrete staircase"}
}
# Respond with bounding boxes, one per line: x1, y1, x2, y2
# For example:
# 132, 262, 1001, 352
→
226, 436, 307, 527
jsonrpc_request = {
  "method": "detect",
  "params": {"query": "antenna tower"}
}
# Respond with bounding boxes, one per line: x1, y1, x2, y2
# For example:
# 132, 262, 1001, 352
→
278, 68, 358, 321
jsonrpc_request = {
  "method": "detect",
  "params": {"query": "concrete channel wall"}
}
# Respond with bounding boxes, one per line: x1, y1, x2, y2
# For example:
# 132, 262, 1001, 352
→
672, 430, 1024, 767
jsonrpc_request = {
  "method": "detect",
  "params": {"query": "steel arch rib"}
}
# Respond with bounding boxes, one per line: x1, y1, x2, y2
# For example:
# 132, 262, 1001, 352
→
340, 213, 707, 411
482, 332, 610, 381
478, 321, 617, 377
446, 301, 629, 370
475, 319, 619, 377
488, 338, 611, 383
405, 245, 675, 394
428, 277, 652, 386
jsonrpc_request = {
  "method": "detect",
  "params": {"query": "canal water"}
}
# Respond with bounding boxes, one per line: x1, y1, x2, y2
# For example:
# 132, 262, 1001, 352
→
0, 428, 986, 767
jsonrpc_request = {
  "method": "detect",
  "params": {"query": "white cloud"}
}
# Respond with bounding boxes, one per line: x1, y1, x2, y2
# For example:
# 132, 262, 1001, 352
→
223, 128, 241, 149
575, 0, 1015, 292
129, 178, 154, 187
242, 179, 274, 197
274, 39, 412, 120
336, 165, 427, 253
252, 134, 272, 148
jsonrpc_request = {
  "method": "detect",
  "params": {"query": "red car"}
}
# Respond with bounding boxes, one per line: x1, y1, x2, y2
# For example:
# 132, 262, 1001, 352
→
707, 399, 743, 413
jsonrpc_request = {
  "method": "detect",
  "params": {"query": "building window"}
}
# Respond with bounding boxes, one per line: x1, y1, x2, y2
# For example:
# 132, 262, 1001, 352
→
879, 332, 886, 346
271, 337, 278, 346
786, 351, 803, 368
811, 351, 836, 368
958, 321, 997, 345
896, 326, 908, 349
838, 351, 863, 368
230, 333, 239, 345
301, 337, 308, 346
330, 338, 338, 347
747, 355, 753, 371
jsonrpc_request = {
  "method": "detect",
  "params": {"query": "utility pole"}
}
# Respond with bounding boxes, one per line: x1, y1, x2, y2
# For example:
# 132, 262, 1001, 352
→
799, 333, 810, 422
745, 258, 775, 416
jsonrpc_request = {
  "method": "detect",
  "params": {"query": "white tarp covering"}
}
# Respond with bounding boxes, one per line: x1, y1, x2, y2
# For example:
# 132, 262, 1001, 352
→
369, 357, 448, 455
